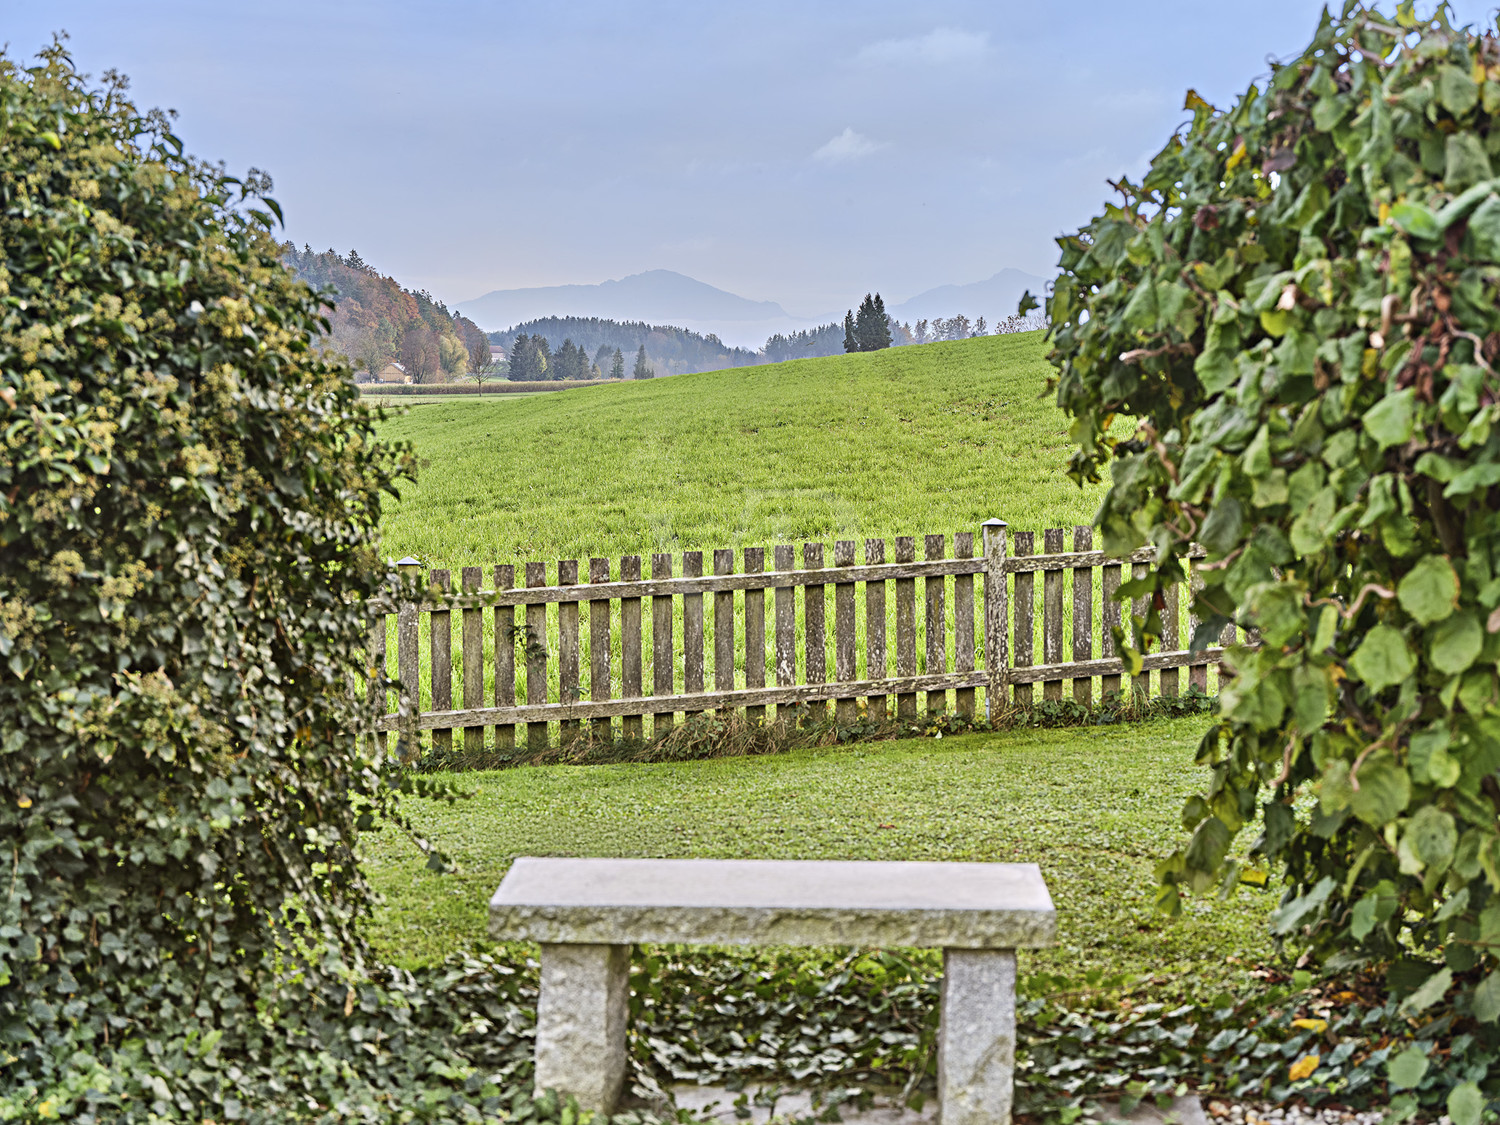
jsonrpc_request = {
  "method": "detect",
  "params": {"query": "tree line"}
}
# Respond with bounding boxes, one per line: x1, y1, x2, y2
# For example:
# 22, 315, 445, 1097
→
282, 245, 490, 384
505, 333, 656, 381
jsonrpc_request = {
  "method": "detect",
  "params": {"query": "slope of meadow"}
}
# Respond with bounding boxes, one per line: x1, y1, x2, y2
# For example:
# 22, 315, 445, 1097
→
376, 332, 1101, 566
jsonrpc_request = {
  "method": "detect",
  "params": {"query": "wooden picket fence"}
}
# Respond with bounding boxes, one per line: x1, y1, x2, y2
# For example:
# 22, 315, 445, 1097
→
368, 521, 1230, 756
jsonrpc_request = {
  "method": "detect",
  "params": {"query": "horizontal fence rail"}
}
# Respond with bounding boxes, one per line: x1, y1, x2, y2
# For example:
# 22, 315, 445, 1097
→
369, 523, 1231, 757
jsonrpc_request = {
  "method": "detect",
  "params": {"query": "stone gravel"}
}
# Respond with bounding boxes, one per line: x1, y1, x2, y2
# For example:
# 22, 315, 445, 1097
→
1206, 1100, 1425, 1125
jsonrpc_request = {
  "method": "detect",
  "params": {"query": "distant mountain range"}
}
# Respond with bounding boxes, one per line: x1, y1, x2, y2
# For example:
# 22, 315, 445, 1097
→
457, 270, 802, 348
889, 269, 1049, 325
457, 266, 1051, 349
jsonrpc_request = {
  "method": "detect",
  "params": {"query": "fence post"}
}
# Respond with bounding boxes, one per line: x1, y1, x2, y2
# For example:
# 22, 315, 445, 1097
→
395, 556, 422, 763
981, 520, 1008, 723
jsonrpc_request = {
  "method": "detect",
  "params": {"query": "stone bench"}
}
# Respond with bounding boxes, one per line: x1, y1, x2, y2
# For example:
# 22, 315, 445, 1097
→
488, 857, 1056, 1125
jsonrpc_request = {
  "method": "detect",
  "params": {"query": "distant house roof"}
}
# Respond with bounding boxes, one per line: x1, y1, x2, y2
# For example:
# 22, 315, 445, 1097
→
377, 362, 410, 384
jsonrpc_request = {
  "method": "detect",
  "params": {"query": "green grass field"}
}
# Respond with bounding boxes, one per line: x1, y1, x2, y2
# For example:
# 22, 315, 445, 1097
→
365, 716, 1275, 994
376, 332, 1102, 568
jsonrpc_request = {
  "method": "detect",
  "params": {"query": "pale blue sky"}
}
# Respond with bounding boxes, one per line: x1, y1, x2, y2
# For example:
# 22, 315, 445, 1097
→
8, 2, 1499, 316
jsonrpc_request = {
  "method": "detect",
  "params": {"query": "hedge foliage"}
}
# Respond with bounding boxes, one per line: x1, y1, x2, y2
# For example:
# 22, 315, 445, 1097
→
1046, 1, 1500, 1026
0, 42, 541, 1122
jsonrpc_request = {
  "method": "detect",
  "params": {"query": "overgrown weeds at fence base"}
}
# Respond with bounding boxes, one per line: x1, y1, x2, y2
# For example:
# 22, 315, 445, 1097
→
408, 688, 1215, 772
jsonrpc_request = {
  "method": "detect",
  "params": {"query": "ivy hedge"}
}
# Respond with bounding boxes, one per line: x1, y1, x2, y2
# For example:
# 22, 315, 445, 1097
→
1042, 1, 1500, 1100
0, 41, 530, 1121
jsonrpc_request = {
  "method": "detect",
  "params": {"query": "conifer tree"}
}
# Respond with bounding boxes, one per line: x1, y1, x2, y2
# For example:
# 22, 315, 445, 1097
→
853, 293, 891, 352
843, 310, 858, 353
633, 344, 652, 379
611, 348, 625, 379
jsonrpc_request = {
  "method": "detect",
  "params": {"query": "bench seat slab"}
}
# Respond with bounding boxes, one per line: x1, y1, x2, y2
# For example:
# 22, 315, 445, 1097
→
490, 857, 1055, 948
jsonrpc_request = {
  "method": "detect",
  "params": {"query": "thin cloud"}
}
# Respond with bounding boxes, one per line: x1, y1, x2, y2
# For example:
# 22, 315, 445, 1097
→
812, 127, 886, 164
856, 27, 990, 67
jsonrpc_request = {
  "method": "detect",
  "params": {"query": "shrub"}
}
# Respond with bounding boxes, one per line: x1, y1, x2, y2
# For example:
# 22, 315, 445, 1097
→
0, 43, 510, 1122
1045, 2, 1500, 1020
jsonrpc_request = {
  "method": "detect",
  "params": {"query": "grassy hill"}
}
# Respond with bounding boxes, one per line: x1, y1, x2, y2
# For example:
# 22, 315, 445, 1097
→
377, 331, 1101, 567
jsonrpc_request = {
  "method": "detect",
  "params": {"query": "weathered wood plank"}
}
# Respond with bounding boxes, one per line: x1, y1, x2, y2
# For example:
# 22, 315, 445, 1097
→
558, 560, 580, 740
1161, 578, 1181, 698
895, 536, 916, 719
1101, 563, 1122, 699
462, 566, 484, 754
590, 558, 613, 741
430, 569, 453, 756
954, 531, 975, 718
804, 542, 826, 722
368, 608, 388, 757
683, 551, 704, 718
1188, 560, 1208, 694
366, 547, 1215, 616
982, 520, 1008, 720
396, 560, 421, 761
620, 556, 643, 740
1012, 532, 1034, 708
380, 669, 994, 731
714, 550, 736, 720
1071, 527, 1093, 707
865, 538, 888, 721
744, 548, 765, 725
494, 564, 515, 750
372, 558, 989, 612
1005, 647, 1227, 685
834, 541, 857, 724
652, 553, 674, 737
1042, 529, 1064, 703
1132, 562, 1149, 699
525, 561, 548, 751
774, 544, 796, 727
925, 534, 947, 716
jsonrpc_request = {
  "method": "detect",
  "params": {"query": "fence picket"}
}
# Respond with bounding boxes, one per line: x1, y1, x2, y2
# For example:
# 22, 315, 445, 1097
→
865, 538, 887, 721
1071, 527, 1093, 706
1012, 532, 1034, 708
367, 610, 387, 757
1189, 561, 1208, 693
1161, 579, 1180, 698
684, 551, 704, 718
744, 548, 765, 725
804, 542, 826, 721
1101, 562, 1121, 698
954, 532, 975, 719
559, 560, 580, 740
621, 556, 643, 740
1131, 562, 1149, 698
895, 536, 917, 719
590, 558, 612, 741
494, 564, 515, 750
835, 541, 857, 724
430, 569, 452, 755
462, 567, 484, 754
925, 535, 948, 715
1042, 529, 1064, 702
714, 549, 736, 716
525, 561, 548, 751
982, 520, 1008, 720
652, 554, 674, 736
774, 544, 796, 726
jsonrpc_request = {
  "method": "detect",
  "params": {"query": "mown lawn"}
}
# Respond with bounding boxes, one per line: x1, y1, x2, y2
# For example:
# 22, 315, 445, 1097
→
374, 332, 1102, 568
365, 714, 1279, 996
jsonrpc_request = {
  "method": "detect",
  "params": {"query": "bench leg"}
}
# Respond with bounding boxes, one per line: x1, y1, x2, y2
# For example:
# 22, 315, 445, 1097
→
938, 948, 1017, 1125
535, 942, 630, 1114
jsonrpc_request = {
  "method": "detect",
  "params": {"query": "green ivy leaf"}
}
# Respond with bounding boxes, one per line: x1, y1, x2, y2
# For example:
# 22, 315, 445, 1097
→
1362, 388, 1416, 450
1430, 611, 1484, 675
1400, 967, 1453, 1016
1386, 1044, 1430, 1089
1447, 1082, 1485, 1125
1439, 65, 1481, 116
1397, 555, 1459, 625
1350, 751, 1411, 828
1473, 970, 1500, 1023
1398, 806, 1457, 875
1349, 624, 1415, 693
1389, 201, 1442, 241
